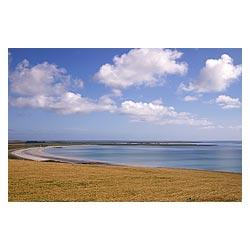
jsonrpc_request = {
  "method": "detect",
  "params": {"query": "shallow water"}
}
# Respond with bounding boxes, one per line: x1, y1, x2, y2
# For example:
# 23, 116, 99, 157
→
45, 141, 242, 173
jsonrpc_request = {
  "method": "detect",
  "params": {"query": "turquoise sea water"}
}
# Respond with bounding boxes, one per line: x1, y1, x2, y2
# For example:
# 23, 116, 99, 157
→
45, 141, 242, 173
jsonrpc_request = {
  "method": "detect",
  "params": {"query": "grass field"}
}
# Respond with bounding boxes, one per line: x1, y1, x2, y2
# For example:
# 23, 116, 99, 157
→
8, 159, 242, 202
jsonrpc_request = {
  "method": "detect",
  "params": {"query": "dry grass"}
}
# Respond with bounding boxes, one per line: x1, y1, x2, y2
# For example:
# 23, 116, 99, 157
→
8, 159, 242, 202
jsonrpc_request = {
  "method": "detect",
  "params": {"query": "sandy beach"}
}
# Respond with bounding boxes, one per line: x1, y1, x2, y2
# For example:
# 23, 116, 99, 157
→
11, 146, 108, 164
11, 147, 52, 161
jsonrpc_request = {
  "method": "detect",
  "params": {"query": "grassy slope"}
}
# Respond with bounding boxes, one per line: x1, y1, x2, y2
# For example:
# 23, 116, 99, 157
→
8, 159, 242, 202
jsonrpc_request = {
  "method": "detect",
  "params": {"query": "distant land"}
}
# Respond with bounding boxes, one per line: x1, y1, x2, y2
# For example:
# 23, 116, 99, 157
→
8, 140, 222, 147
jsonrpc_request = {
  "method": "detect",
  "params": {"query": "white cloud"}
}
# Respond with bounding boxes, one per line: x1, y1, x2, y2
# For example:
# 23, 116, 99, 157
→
179, 54, 242, 93
152, 98, 163, 105
10, 92, 117, 115
183, 95, 198, 102
9, 59, 114, 115
215, 95, 241, 109
119, 100, 211, 126
9, 59, 84, 95
95, 48, 188, 90
9, 59, 119, 115
10, 94, 211, 126
120, 100, 175, 122
8, 57, 211, 128
10, 89, 211, 126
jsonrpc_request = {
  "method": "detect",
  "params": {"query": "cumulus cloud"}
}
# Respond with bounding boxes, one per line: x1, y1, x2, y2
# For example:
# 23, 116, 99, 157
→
183, 95, 199, 102
179, 54, 242, 93
9, 57, 211, 128
8, 59, 119, 115
119, 100, 211, 126
9, 59, 84, 95
95, 48, 188, 90
10, 92, 117, 115
215, 95, 241, 109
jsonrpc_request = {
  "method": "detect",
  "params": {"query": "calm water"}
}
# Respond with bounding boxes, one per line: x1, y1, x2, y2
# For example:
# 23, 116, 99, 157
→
45, 141, 242, 173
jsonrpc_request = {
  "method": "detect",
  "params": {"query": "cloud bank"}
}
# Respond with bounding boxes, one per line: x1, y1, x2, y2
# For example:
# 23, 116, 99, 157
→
10, 93, 117, 115
119, 100, 211, 126
9, 58, 210, 127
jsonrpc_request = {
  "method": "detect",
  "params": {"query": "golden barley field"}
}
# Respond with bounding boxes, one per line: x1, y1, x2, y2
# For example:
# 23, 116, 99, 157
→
8, 159, 242, 202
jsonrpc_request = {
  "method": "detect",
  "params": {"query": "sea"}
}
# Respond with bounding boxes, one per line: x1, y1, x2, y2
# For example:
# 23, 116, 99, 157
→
44, 141, 242, 173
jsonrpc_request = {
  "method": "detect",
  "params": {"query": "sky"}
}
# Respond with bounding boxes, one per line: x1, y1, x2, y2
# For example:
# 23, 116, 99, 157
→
8, 48, 242, 141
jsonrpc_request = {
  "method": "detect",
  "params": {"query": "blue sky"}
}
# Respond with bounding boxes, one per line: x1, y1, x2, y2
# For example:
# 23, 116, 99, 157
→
8, 48, 242, 141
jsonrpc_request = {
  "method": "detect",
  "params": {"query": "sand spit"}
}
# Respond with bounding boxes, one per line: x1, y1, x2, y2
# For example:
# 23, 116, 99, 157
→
11, 146, 103, 164
11, 147, 51, 161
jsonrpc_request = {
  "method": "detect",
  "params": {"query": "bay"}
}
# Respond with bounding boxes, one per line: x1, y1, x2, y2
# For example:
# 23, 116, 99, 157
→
44, 141, 242, 173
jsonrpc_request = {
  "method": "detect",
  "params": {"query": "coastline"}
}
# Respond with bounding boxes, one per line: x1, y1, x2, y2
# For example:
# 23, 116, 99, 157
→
11, 146, 113, 165
11, 145, 241, 173
9, 145, 242, 202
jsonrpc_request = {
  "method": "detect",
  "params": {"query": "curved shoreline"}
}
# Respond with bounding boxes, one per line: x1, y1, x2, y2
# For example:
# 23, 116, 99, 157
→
10, 145, 241, 174
11, 146, 113, 165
